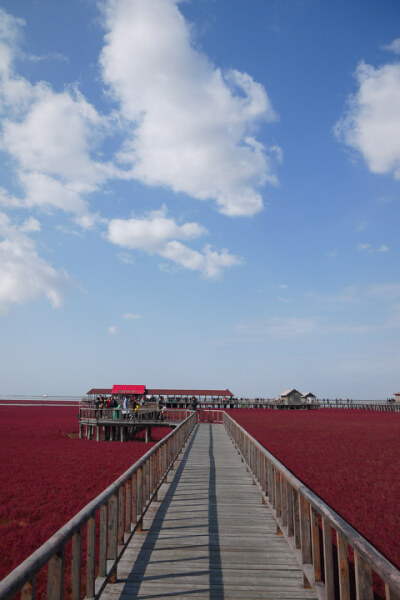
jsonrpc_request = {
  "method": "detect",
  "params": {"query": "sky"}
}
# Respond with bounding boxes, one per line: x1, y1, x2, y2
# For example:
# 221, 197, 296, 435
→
1, 0, 400, 399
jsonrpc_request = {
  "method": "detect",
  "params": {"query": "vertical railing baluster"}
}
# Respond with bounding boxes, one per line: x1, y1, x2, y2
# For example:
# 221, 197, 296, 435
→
310, 507, 322, 583
118, 485, 125, 546
292, 488, 301, 549
47, 549, 65, 600
355, 551, 373, 600
99, 505, 107, 578
337, 532, 351, 600
86, 515, 96, 599
322, 518, 335, 600
275, 470, 281, 518
107, 493, 118, 562
281, 477, 288, 527
21, 577, 36, 600
385, 583, 400, 600
299, 494, 312, 583
71, 528, 82, 600
287, 483, 294, 537
125, 479, 132, 534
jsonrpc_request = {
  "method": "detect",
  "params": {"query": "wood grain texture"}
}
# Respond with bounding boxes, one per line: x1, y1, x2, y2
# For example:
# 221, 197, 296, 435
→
100, 424, 317, 600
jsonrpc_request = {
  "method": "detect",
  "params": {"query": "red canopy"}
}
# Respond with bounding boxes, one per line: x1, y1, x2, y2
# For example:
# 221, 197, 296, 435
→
112, 385, 146, 395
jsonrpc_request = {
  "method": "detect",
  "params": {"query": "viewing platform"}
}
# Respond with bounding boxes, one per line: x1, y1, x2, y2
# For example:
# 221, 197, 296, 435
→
78, 407, 190, 442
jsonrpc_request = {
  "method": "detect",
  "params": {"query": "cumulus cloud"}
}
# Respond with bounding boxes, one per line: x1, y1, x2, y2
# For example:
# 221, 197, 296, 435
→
100, 0, 280, 216
107, 206, 243, 278
382, 38, 400, 55
0, 11, 115, 226
108, 205, 206, 252
335, 60, 400, 179
0, 212, 70, 313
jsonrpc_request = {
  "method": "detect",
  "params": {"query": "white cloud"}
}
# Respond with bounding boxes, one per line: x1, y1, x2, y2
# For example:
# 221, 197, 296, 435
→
326, 249, 338, 258
100, 0, 280, 217
307, 286, 359, 307
369, 283, 400, 300
274, 283, 288, 289
0, 12, 116, 225
117, 252, 134, 265
108, 205, 206, 252
237, 316, 377, 340
108, 325, 117, 334
382, 38, 400, 55
123, 313, 141, 319
107, 205, 243, 278
357, 243, 389, 254
0, 212, 70, 313
357, 243, 372, 252
335, 60, 400, 179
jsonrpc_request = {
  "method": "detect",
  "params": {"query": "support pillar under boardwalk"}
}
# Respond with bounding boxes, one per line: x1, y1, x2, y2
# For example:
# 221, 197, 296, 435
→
145, 426, 151, 443
99, 424, 318, 600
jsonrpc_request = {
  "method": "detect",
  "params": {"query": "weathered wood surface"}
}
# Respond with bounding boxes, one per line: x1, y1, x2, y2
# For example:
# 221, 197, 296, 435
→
101, 424, 317, 600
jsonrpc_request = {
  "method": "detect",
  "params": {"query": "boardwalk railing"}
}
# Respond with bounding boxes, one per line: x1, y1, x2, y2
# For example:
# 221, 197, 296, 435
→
321, 401, 400, 412
78, 407, 159, 421
0, 413, 196, 600
223, 411, 400, 600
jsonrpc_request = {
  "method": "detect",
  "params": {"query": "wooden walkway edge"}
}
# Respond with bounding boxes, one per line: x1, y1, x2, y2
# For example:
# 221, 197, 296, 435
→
101, 423, 317, 600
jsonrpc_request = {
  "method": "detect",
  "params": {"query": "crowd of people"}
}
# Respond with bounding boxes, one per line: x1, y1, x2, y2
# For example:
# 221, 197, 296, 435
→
92, 395, 167, 420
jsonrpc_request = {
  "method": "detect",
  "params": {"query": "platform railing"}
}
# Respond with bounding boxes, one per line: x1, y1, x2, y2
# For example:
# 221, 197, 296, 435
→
0, 413, 196, 600
223, 411, 400, 600
196, 408, 224, 423
164, 408, 192, 422
78, 407, 159, 421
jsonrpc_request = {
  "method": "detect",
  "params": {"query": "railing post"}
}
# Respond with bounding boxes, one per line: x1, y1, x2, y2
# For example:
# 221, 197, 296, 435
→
99, 504, 107, 578
385, 583, 400, 600
118, 485, 125, 546
71, 529, 82, 600
107, 492, 118, 561
355, 551, 373, 600
322, 518, 335, 600
310, 507, 322, 583
125, 479, 132, 534
47, 549, 65, 600
275, 469, 281, 518
287, 483, 294, 537
131, 472, 137, 527
299, 494, 312, 580
337, 532, 351, 600
281, 477, 288, 527
21, 578, 36, 600
136, 467, 143, 527
86, 515, 96, 599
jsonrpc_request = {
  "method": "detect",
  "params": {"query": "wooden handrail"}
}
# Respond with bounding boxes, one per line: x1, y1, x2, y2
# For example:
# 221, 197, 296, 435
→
0, 413, 196, 600
222, 411, 400, 599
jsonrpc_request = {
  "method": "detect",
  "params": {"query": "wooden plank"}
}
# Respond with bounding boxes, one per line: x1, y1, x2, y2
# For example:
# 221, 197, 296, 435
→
107, 493, 118, 560
71, 529, 81, 600
86, 515, 96, 599
355, 550, 373, 600
47, 549, 65, 600
99, 504, 107, 577
322, 517, 335, 600
337, 531, 351, 600
310, 507, 322, 582
21, 577, 36, 600
99, 423, 317, 600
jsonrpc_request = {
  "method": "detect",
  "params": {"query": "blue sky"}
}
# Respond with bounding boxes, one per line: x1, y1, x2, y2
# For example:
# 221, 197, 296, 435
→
1, 0, 400, 399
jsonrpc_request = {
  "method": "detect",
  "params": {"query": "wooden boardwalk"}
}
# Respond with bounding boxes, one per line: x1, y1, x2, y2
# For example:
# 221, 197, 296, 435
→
101, 423, 317, 600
